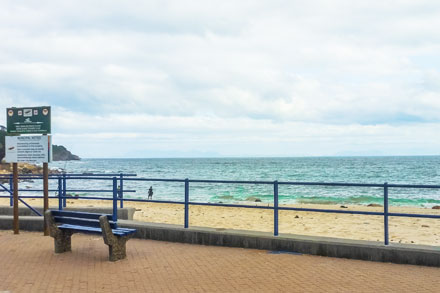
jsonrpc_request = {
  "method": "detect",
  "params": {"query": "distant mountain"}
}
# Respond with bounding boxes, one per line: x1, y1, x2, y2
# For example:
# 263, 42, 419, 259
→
53, 145, 80, 161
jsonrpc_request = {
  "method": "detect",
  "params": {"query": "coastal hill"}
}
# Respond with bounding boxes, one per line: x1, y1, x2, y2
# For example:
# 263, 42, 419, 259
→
0, 127, 80, 162
52, 145, 80, 161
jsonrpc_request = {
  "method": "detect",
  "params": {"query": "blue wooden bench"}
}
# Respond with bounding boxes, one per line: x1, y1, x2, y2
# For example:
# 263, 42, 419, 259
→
45, 210, 136, 261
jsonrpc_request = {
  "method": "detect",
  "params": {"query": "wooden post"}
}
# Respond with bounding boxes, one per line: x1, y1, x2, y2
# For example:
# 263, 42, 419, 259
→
13, 162, 19, 234
43, 162, 49, 236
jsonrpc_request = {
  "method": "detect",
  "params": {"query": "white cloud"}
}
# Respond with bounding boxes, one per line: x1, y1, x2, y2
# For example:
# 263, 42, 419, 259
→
0, 0, 440, 156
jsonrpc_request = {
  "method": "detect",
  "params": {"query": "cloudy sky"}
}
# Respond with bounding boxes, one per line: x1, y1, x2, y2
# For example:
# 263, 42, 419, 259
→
1, 0, 439, 158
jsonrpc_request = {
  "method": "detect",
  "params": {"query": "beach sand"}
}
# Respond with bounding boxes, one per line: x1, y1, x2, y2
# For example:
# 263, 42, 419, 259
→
1, 197, 440, 246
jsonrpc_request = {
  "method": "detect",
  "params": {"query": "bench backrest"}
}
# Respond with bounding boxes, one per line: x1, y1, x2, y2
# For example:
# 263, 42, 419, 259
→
51, 210, 117, 229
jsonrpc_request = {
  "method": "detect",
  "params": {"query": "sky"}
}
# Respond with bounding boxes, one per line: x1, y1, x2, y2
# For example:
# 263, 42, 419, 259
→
1, 0, 439, 158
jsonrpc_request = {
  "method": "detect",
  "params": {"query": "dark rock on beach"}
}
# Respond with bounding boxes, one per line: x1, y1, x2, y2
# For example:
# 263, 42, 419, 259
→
218, 195, 234, 200
367, 204, 383, 207
246, 196, 262, 202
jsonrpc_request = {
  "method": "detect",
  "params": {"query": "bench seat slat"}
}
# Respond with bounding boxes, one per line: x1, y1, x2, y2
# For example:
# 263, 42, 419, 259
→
58, 224, 136, 236
54, 216, 117, 229
51, 210, 113, 221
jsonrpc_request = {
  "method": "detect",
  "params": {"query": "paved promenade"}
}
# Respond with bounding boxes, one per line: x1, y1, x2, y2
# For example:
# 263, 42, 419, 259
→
1, 231, 440, 292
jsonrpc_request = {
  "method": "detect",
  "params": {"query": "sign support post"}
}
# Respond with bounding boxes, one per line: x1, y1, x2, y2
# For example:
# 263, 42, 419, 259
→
13, 162, 19, 234
43, 162, 49, 236
6, 106, 52, 236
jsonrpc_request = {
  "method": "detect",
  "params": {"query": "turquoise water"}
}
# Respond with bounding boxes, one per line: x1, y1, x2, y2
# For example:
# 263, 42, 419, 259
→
46, 156, 440, 207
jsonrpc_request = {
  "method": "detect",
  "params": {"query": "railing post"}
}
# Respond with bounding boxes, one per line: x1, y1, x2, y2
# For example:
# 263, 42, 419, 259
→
274, 180, 279, 236
119, 173, 124, 209
184, 178, 189, 228
58, 177, 63, 210
62, 173, 67, 208
9, 174, 13, 207
112, 177, 118, 222
384, 182, 389, 245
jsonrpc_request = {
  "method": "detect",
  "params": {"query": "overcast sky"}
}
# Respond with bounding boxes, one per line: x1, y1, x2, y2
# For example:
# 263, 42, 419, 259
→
1, 0, 439, 158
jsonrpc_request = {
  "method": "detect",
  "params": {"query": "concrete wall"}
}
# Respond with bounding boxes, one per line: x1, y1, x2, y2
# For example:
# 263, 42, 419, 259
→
0, 205, 135, 220
117, 221, 440, 267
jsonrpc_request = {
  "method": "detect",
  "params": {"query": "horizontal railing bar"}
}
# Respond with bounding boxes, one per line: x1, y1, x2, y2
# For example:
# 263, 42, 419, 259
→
0, 189, 135, 193
388, 212, 440, 219
122, 178, 187, 182
59, 189, 136, 193
1, 174, 439, 189
188, 201, 274, 209
189, 179, 274, 184
387, 184, 440, 189
118, 198, 184, 205
0, 195, 58, 199
278, 181, 385, 187
279, 206, 384, 215
0, 173, 136, 177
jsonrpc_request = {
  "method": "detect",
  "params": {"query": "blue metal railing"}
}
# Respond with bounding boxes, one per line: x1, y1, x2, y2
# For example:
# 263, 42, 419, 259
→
1, 173, 440, 245
0, 173, 137, 215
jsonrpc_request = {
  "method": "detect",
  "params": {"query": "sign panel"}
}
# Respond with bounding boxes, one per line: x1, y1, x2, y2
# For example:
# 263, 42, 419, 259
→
7, 106, 51, 134
5, 135, 52, 163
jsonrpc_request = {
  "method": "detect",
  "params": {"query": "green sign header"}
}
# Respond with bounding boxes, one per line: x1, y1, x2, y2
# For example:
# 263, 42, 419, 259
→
7, 106, 51, 134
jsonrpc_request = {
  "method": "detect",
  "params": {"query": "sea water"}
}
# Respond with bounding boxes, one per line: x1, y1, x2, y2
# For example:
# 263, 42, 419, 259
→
43, 156, 440, 208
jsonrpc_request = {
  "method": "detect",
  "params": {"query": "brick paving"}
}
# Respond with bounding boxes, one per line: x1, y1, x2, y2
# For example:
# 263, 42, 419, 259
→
1, 231, 440, 292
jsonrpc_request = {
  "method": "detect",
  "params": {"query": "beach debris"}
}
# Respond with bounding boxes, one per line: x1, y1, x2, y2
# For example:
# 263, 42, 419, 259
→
246, 196, 262, 202
340, 205, 348, 208
432, 206, 440, 210
367, 204, 382, 207
421, 225, 430, 228
135, 208, 141, 211
294, 215, 299, 219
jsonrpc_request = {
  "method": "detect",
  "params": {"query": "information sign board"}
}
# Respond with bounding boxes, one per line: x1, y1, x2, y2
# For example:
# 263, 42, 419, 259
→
5, 135, 52, 163
7, 106, 51, 134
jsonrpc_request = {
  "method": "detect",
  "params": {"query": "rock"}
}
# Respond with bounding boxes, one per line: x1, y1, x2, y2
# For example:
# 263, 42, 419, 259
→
21, 167, 32, 174
340, 205, 348, 208
294, 215, 299, 219
246, 196, 262, 202
367, 204, 383, 207
218, 195, 234, 200
432, 206, 440, 210
52, 145, 80, 161
422, 225, 430, 228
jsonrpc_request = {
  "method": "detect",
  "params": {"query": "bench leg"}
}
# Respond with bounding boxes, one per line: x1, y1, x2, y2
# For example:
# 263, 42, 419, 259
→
54, 231, 73, 253
107, 236, 129, 261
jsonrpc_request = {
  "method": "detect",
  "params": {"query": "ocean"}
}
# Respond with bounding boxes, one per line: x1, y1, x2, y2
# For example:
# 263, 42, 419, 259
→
45, 156, 440, 208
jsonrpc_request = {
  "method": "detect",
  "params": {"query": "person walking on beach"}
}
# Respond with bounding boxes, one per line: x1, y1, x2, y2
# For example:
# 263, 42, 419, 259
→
148, 186, 153, 200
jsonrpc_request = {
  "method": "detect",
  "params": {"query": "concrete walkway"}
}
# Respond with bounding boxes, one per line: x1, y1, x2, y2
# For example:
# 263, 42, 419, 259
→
1, 231, 439, 292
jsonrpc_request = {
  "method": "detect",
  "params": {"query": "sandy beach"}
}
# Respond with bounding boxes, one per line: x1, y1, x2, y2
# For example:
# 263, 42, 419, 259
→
1, 197, 440, 246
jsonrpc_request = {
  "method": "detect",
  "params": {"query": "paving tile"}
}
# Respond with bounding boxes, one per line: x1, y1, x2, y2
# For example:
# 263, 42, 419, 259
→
0, 231, 440, 292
